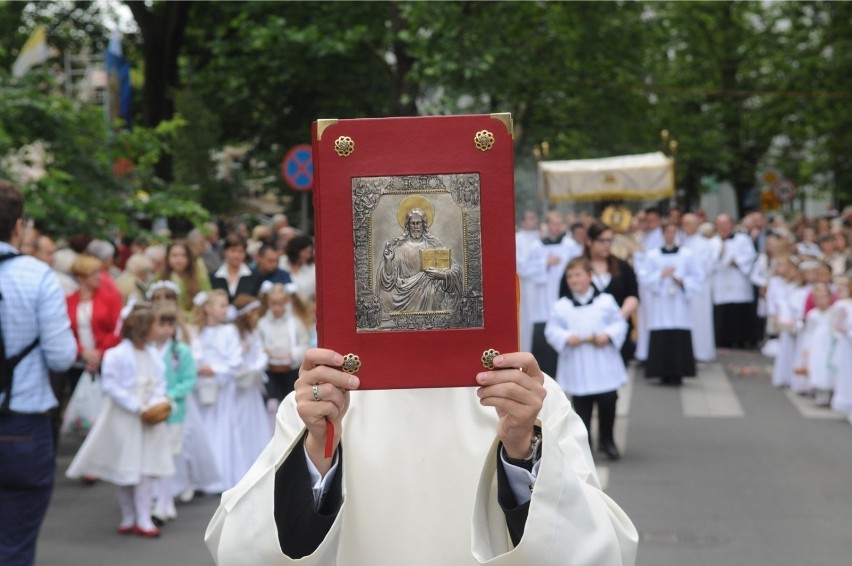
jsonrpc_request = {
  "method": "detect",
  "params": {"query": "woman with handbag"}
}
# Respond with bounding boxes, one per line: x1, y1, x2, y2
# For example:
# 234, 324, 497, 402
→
63, 254, 123, 418
66, 303, 174, 538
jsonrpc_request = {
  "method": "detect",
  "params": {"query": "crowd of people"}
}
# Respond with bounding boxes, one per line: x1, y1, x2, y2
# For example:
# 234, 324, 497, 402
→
518, 205, 852, 461
10, 209, 317, 542
5, 164, 852, 564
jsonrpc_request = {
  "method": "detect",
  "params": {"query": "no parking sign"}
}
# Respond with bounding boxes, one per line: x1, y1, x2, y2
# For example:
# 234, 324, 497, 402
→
281, 144, 313, 191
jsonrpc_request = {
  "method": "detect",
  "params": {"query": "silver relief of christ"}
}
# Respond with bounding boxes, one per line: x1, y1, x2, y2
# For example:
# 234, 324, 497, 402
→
353, 174, 483, 332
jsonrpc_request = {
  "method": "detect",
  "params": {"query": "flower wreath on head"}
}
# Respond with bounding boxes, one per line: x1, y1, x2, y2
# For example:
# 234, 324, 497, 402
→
192, 291, 209, 308
237, 300, 261, 317
146, 280, 181, 300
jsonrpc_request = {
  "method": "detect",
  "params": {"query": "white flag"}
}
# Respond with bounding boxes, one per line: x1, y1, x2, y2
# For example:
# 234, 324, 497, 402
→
12, 25, 50, 77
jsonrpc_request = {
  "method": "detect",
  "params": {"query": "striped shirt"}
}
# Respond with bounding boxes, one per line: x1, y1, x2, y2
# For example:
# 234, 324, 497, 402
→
0, 242, 77, 413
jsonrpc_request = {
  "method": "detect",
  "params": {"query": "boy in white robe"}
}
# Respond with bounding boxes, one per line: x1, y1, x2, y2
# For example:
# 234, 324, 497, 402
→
205, 347, 638, 566
545, 256, 628, 460
640, 223, 701, 386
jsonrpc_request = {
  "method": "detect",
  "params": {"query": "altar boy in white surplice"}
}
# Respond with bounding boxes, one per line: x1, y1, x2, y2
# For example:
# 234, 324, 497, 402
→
544, 256, 628, 461
639, 223, 702, 386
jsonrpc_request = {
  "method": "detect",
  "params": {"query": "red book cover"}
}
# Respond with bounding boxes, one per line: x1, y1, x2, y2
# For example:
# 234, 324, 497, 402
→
312, 114, 518, 389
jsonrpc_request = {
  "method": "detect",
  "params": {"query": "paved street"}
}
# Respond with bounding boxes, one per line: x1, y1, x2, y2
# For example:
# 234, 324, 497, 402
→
38, 438, 219, 565
605, 349, 852, 566
36, 349, 852, 565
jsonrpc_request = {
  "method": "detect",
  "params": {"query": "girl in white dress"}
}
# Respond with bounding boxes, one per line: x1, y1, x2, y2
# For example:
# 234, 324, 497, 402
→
147, 301, 197, 525
771, 258, 800, 387
257, 282, 312, 415
230, 294, 273, 481
789, 261, 818, 394
545, 257, 628, 461
189, 289, 242, 493
829, 277, 852, 420
148, 282, 220, 504
66, 303, 174, 537
799, 284, 836, 406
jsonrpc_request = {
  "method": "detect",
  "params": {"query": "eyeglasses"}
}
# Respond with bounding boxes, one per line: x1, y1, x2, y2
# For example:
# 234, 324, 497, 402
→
595, 238, 614, 244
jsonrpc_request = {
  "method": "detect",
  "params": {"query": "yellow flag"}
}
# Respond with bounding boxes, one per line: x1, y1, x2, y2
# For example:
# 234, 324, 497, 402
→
12, 25, 50, 77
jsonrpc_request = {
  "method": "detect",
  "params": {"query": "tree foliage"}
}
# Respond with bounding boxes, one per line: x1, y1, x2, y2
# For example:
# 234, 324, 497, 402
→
0, 73, 207, 239
4, 0, 852, 228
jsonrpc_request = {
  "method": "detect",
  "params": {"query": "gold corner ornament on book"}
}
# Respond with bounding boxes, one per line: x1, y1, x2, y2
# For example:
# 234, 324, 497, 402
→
474, 130, 495, 152
481, 349, 500, 370
342, 354, 361, 374
335, 136, 355, 157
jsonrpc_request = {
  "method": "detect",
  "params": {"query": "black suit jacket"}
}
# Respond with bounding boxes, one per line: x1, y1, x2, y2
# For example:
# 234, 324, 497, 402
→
210, 270, 262, 302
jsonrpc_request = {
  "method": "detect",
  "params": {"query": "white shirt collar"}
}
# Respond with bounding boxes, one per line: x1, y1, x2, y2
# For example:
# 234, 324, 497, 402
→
573, 287, 595, 305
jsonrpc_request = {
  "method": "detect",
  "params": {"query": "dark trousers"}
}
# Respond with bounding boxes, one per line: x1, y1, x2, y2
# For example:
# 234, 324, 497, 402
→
266, 370, 299, 403
0, 413, 56, 566
572, 390, 618, 448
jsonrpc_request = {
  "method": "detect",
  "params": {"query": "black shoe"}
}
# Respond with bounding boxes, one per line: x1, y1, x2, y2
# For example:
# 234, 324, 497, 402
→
599, 441, 621, 461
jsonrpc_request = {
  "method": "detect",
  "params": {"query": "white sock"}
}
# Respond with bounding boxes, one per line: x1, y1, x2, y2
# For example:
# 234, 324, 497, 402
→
116, 486, 135, 528
134, 477, 156, 531
154, 476, 177, 519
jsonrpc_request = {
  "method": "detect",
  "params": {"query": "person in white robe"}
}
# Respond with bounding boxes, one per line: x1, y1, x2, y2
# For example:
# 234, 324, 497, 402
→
828, 277, 852, 420
515, 210, 542, 353
205, 347, 639, 566
231, 296, 274, 482
633, 248, 652, 363
788, 262, 819, 394
770, 259, 801, 388
750, 232, 788, 345
545, 257, 628, 460
634, 208, 665, 362
709, 214, 757, 348
516, 232, 581, 377
639, 223, 701, 385
257, 282, 312, 414
640, 208, 665, 252
681, 213, 716, 361
190, 290, 244, 493
800, 284, 836, 406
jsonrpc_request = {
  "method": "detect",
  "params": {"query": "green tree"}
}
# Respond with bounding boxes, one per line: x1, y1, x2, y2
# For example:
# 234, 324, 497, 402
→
0, 73, 207, 239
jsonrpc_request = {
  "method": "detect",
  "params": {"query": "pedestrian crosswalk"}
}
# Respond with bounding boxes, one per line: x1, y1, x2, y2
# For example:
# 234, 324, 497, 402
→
681, 362, 744, 417
783, 389, 847, 420
594, 359, 849, 489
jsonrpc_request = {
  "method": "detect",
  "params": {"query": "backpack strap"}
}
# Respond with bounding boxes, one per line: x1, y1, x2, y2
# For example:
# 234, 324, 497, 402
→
0, 252, 41, 413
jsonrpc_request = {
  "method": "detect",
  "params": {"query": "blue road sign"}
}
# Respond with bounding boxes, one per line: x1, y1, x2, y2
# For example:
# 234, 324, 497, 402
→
282, 144, 313, 191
